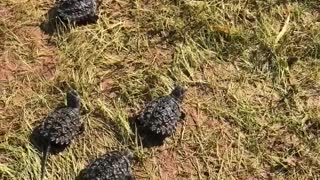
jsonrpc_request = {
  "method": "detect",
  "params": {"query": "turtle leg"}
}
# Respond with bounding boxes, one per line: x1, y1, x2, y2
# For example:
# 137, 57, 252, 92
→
88, 14, 99, 23
76, 14, 98, 26
180, 111, 186, 121
79, 123, 85, 134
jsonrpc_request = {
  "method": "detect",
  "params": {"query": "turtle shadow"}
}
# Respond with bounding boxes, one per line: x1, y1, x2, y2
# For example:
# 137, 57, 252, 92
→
128, 115, 167, 148
94, 109, 166, 149
92, 110, 134, 148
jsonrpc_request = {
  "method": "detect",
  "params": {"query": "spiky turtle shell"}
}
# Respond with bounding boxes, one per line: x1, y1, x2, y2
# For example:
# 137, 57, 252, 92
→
39, 106, 83, 146
138, 95, 183, 137
77, 151, 134, 180
55, 0, 98, 24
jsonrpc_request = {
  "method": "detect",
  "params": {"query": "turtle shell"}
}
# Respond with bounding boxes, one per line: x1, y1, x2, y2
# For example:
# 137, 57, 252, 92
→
55, 0, 98, 23
39, 106, 83, 146
138, 95, 183, 137
77, 151, 134, 180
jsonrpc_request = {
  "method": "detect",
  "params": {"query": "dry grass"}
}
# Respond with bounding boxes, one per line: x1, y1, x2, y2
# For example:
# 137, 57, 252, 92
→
1, 0, 320, 179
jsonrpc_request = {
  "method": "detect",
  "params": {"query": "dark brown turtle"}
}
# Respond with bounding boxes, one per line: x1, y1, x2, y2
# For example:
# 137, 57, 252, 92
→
55, 0, 102, 25
37, 89, 84, 180
76, 150, 134, 180
136, 85, 186, 146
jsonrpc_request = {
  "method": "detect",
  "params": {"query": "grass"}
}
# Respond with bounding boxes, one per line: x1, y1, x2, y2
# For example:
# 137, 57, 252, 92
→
1, 0, 320, 179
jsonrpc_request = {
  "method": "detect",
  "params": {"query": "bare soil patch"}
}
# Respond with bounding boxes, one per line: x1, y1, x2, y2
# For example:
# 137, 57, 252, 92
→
1, 22, 57, 82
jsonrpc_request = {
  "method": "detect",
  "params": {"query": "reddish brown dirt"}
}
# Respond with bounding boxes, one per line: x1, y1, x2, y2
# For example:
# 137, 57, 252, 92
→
307, 95, 320, 109
104, 0, 134, 27
0, 5, 58, 136
1, 20, 57, 81
156, 149, 180, 180
100, 78, 114, 92
143, 144, 196, 180
0, 5, 12, 20
143, 47, 174, 66
0, 114, 22, 136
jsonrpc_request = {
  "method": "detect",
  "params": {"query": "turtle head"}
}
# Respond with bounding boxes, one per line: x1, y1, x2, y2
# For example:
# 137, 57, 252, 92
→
170, 84, 186, 102
66, 89, 81, 109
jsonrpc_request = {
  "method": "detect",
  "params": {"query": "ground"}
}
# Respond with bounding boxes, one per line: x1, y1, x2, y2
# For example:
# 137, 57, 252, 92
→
1, 0, 320, 179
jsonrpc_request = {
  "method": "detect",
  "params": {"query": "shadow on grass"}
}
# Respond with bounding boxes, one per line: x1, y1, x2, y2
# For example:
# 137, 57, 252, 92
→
93, 108, 166, 149
276, 0, 320, 11
91, 110, 134, 147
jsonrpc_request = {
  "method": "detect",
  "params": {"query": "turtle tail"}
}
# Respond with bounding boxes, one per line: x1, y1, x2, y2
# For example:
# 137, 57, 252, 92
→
41, 143, 51, 180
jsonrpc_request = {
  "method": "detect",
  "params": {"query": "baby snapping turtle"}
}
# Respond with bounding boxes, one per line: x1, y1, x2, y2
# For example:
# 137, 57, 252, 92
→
55, 0, 101, 25
136, 85, 186, 146
76, 150, 134, 180
38, 89, 84, 180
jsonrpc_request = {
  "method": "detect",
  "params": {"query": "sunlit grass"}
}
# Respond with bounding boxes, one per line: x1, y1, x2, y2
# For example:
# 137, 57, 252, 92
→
1, 0, 320, 179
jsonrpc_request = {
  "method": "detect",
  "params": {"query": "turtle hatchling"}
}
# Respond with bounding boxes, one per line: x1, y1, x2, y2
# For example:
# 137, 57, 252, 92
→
136, 85, 186, 145
76, 150, 135, 180
55, 0, 101, 25
37, 89, 84, 180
